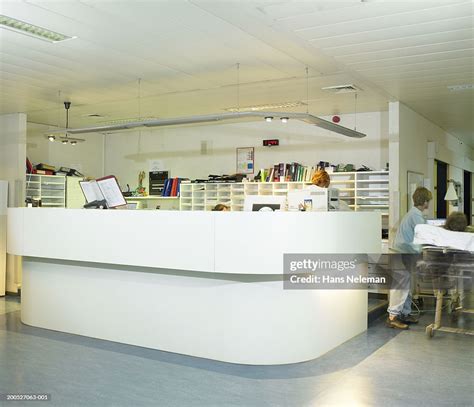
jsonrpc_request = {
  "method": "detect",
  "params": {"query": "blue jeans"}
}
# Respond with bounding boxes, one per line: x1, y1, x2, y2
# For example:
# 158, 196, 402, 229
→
387, 254, 415, 317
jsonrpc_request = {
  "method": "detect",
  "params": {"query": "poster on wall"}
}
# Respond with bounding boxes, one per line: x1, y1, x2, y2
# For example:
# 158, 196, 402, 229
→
407, 171, 424, 211
236, 147, 254, 174
148, 159, 165, 172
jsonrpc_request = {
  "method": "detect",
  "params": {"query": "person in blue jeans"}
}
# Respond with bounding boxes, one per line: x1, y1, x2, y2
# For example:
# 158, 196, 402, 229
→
387, 187, 432, 329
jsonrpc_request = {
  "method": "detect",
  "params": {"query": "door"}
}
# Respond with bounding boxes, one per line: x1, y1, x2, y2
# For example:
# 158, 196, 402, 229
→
436, 160, 448, 219
464, 171, 472, 224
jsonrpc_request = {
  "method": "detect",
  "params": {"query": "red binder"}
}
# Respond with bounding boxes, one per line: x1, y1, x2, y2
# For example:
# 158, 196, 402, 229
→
170, 178, 178, 197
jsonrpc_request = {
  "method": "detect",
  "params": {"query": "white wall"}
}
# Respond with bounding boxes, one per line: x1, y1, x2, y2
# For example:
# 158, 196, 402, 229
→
0, 113, 27, 294
389, 101, 473, 230
103, 111, 388, 189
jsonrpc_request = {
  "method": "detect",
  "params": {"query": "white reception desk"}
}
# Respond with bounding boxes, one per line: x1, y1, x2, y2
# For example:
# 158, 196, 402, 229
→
7, 208, 381, 365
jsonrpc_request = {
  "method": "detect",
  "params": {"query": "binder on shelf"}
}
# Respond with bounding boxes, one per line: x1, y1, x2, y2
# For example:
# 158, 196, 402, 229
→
161, 179, 168, 196
26, 158, 33, 174
162, 179, 173, 197
36, 163, 56, 172
170, 178, 178, 197
33, 169, 54, 175
79, 175, 126, 208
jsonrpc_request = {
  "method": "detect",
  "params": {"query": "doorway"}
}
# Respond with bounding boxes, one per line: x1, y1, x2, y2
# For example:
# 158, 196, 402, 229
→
464, 171, 472, 224
436, 160, 448, 219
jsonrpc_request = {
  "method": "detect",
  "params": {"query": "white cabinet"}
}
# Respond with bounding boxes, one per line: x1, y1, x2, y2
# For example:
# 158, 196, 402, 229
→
66, 177, 86, 209
25, 174, 66, 208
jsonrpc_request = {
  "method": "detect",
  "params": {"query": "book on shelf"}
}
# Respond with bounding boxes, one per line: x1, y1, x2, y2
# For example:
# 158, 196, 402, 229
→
33, 169, 55, 175
255, 163, 323, 183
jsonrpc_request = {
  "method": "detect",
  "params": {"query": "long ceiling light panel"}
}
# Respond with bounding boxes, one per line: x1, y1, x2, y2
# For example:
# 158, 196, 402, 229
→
225, 101, 307, 112
0, 15, 76, 43
47, 111, 366, 139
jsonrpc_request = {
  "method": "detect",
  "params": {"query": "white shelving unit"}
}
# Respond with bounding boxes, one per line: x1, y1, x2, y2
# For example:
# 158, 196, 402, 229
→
180, 171, 390, 216
125, 196, 180, 210
26, 174, 66, 208
179, 181, 312, 211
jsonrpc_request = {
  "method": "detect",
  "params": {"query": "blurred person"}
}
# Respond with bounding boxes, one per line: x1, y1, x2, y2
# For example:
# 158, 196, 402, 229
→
387, 187, 432, 329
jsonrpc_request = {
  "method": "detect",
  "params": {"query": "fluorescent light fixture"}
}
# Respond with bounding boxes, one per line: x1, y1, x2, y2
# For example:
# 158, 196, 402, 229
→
444, 181, 458, 201
47, 111, 367, 139
98, 117, 158, 126
0, 15, 76, 43
447, 84, 474, 92
281, 117, 289, 123
265, 116, 273, 122
225, 101, 306, 112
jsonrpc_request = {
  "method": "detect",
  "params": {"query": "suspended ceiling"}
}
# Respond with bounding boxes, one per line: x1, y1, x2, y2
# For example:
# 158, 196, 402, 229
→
0, 0, 473, 146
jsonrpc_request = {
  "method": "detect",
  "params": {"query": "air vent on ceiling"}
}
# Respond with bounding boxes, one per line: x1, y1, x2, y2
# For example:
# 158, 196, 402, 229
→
84, 114, 104, 118
321, 84, 362, 94
447, 84, 473, 92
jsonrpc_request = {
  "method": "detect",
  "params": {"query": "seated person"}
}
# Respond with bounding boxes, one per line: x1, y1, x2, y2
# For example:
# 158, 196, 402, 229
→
212, 204, 230, 211
311, 169, 331, 188
444, 211, 473, 232
310, 169, 350, 211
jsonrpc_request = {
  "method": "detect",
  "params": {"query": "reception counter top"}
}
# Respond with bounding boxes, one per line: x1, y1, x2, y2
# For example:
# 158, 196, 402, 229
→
7, 208, 381, 365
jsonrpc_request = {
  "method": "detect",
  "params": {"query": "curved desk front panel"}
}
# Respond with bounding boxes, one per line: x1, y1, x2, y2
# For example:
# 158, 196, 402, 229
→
8, 209, 381, 365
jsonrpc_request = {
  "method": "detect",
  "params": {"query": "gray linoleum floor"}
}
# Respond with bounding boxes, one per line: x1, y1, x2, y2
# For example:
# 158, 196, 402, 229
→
0, 294, 472, 407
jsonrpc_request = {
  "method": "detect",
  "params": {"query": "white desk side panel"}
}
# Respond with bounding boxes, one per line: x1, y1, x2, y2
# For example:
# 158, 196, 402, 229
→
8, 208, 215, 272
214, 212, 381, 274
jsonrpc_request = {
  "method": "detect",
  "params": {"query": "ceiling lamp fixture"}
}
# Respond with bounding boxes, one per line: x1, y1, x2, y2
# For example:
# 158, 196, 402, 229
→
444, 179, 460, 203
265, 116, 273, 122
61, 101, 72, 145
0, 14, 76, 43
44, 100, 85, 145
281, 117, 289, 123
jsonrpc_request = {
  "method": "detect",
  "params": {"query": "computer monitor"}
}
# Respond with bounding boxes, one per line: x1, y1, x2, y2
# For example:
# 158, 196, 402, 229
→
244, 195, 286, 212
252, 203, 281, 212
